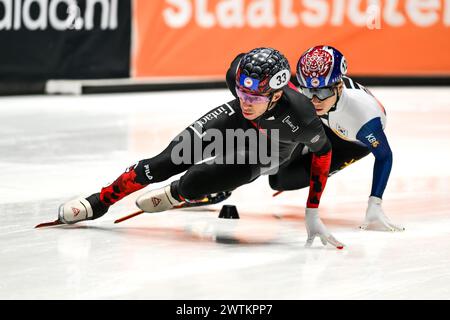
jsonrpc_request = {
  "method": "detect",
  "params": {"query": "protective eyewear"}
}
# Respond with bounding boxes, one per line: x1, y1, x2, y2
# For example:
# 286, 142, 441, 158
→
236, 87, 271, 104
300, 86, 336, 101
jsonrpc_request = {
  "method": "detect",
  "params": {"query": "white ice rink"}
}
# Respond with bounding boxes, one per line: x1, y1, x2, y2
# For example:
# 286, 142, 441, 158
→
1, 87, 449, 299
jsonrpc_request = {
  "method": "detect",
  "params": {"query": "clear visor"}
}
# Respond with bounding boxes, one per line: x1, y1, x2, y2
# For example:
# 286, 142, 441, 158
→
236, 86, 271, 104
300, 86, 335, 101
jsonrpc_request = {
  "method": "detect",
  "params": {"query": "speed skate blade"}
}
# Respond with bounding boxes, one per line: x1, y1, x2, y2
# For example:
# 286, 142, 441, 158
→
114, 210, 144, 224
35, 219, 64, 228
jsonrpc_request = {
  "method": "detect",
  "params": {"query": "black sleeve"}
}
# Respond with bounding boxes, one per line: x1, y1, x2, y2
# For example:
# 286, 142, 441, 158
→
283, 87, 332, 156
300, 118, 332, 155
226, 53, 245, 98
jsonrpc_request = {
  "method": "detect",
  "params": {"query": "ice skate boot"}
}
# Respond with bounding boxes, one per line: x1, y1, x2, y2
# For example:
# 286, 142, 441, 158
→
135, 185, 182, 213
114, 190, 232, 224
58, 193, 109, 224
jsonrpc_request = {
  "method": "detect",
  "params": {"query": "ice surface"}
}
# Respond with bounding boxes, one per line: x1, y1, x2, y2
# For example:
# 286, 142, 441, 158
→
0, 88, 449, 299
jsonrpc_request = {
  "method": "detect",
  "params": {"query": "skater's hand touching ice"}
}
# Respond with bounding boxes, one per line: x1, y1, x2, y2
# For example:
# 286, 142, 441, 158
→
305, 208, 344, 249
359, 197, 405, 232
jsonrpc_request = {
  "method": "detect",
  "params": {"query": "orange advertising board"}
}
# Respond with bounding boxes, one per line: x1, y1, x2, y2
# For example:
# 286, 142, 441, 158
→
133, 0, 450, 78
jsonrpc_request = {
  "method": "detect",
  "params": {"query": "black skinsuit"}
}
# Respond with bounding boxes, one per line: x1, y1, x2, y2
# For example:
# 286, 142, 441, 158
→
99, 54, 332, 210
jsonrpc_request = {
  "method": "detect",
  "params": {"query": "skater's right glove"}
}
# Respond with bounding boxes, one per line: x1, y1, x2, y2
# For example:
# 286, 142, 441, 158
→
305, 208, 344, 249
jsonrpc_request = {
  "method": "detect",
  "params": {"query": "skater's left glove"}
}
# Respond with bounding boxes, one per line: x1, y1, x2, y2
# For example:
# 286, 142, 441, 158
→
359, 196, 405, 232
305, 208, 344, 249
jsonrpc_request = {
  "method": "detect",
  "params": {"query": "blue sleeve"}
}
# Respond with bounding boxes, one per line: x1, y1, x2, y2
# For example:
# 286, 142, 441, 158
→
356, 118, 393, 198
